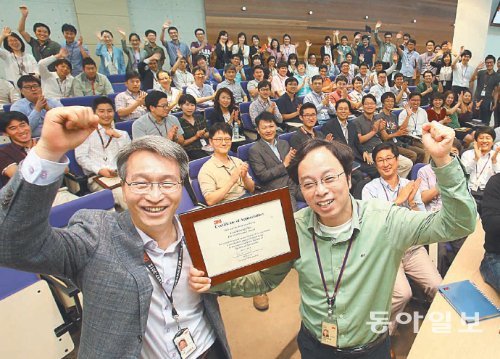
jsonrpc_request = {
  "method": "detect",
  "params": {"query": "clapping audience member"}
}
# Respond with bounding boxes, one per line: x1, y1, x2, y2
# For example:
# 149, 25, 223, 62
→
247, 65, 266, 101
205, 88, 243, 135
155, 70, 181, 112
216, 64, 247, 104
214, 30, 231, 69
75, 97, 131, 209
249, 80, 283, 126
71, 57, 114, 96
303, 75, 335, 125
231, 32, 250, 66
115, 71, 148, 121
171, 52, 194, 90
95, 30, 126, 76
186, 66, 215, 108
11, 75, 62, 137
178, 94, 210, 160
38, 47, 73, 99
190, 28, 213, 63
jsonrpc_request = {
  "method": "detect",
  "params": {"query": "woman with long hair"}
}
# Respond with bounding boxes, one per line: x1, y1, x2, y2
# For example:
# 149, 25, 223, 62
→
231, 32, 250, 66
0, 27, 38, 86
214, 30, 232, 69
119, 30, 147, 73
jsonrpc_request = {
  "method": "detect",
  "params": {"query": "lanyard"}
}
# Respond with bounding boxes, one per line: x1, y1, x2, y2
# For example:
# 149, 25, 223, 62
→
475, 153, 491, 183
12, 53, 26, 75
96, 128, 114, 160
149, 114, 168, 136
90, 80, 96, 95
143, 241, 184, 329
56, 78, 68, 97
312, 231, 355, 316
381, 178, 400, 202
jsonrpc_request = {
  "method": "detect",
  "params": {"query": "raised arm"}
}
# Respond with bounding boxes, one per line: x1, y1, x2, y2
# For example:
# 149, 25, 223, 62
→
17, 6, 32, 43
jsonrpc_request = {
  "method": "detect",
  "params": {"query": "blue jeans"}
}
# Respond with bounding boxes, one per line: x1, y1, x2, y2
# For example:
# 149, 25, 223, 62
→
297, 324, 391, 359
480, 252, 500, 292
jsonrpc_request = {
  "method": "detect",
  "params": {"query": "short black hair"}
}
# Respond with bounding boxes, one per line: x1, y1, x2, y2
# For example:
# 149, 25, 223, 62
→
194, 28, 205, 35
145, 91, 168, 111
285, 77, 298, 86
377, 70, 387, 77
381, 92, 396, 103
257, 80, 271, 90
61, 24, 77, 34
178, 94, 197, 107
299, 102, 317, 115
83, 57, 97, 68
362, 94, 377, 105
474, 126, 496, 141
195, 55, 206, 64
0, 111, 29, 133
461, 49, 472, 58
384, 31, 392, 37
129, 33, 140, 42
3, 32, 25, 53
125, 71, 141, 82
253, 65, 265, 73
167, 26, 178, 33
431, 92, 444, 101
17, 75, 41, 89
335, 98, 352, 111
426, 40, 435, 46
336, 75, 348, 84
394, 73, 404, 79
54, 58, 72, 71
359, 62, 368, 68
311, 75, 322, 83
372, 142, 399, 162
408, 39, 416, 45
485, 54, 496, 63
230, 53, 242, 60
277, 61, 288, 69
287, 139, 354, 185
374, 60, 383, 66
318, 64, 328, 72
145, 29, 156, 37
408, 92, 421, 100
352, 76, 363, 85
422, 70, 434, 77
209, 122, 232, 138
224, 64, 236, 72
33, 22, 50, 35
100, 30, 113, 38
192, 66, 206, 75
255, 111, 276, 128
92, 96, 115, 112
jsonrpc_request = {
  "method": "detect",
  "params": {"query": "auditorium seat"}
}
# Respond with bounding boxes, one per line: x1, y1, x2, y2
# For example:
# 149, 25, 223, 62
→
278, 131, 294, 144
61, 95, 100, 107
410, 163, 427, 180
241, 81, 249, 97
239, 101, 250, 114
244, 66, 253, 81
115, 119, 134, 139
236, 142, 260, 185
204, 107, 215, 128
176, 186, 203, 214
241, 113, 256, 132
107, 74, 126, 83
112, 83, 127, 93
65, 149, 89, 195
188, 156, 211, 204
3, 104, 11, 112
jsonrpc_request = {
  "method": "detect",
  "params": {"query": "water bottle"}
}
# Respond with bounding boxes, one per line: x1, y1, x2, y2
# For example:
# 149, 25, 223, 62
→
232, 122, 239, 140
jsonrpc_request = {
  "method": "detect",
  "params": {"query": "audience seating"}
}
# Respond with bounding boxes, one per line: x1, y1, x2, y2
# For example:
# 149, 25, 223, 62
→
243, 66, 253, 81
112, 83, 127, 93
115, 119, 134, 139
204, 107, 215, 128
241, 113, 257, 134
410, 162, 427, 180
188, 156, 211, 204
278, 131, 294, 144
176, 186, 203, 214
236, 142, 260, 186
65, 149, 89, 195
107, 74, 126, 83
241, 81, 249, 97
61, 95, 101, 107
3, 104, 11, 112
239, 101, 250, 114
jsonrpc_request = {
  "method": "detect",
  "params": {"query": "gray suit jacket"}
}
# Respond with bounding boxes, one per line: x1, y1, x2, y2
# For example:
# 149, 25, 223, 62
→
0, 173, 231, 359
248, 138, 302, 204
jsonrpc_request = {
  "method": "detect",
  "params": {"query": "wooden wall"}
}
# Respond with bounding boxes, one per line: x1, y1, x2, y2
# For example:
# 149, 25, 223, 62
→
205, 0, 458, 58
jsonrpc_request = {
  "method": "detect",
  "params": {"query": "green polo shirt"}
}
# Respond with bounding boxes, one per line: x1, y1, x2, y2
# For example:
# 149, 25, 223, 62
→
212, 157, 476, 348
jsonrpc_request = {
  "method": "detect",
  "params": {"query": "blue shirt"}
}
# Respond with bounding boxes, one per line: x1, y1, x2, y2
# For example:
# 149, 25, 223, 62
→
359, 45, 376, 67
95, 44, 126, 76
61, 41, 89, 76
400, 49, 420, 78
163, 40, 191, 67
10, 98, 63, 137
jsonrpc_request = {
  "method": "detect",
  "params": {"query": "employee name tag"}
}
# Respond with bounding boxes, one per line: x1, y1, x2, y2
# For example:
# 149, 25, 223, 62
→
173, 328, 197, 359
200, 138, 207, 147
480, 90, 486, 97
321, 320, 338, 347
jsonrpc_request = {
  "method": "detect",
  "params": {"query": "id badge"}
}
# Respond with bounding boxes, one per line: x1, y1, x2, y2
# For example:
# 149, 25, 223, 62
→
200, 138, 207, 147
173, 328, 197, 359
480, 89, 486, 97
321, 318, 338, 347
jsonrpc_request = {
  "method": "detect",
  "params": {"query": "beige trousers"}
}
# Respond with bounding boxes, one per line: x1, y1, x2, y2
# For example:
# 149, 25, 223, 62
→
397, 155, 413, 179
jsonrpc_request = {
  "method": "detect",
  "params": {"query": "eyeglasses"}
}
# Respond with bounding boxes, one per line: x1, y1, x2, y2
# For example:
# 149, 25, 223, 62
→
22, 85, 40, 90
124, 180, 182, 194
300, 173, 345, 191
375, 156, 396, 164
302, 113, 317, 118
156, 104, 170, 109
212, 137, 232, 144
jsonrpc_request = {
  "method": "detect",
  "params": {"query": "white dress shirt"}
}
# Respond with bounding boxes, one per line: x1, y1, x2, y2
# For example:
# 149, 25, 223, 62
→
398, 108, 429, 136
461, 149, 500, 190
38, 55, 74, 99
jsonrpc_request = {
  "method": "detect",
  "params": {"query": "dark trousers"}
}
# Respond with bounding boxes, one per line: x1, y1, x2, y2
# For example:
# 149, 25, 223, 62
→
297, 324, 391, 359
452, 86, 470, 99
478, 98, 493, 126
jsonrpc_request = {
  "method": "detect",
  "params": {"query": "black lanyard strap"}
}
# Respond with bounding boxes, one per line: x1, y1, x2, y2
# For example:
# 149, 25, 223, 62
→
96, 128, 113, 149
144, 241, 184, 327
312, 231, 356, 316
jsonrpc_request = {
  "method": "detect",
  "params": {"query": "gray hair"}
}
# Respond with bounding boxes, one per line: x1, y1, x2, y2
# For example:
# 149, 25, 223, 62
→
116, 136, 189, 181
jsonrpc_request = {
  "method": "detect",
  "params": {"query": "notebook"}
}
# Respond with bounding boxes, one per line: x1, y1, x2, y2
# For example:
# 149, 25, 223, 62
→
439, 280, 500, 323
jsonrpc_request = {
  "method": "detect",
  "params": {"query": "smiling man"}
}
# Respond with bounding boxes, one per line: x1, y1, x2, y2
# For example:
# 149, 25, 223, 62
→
190, 121, 476, 359
0, 107, 232, 358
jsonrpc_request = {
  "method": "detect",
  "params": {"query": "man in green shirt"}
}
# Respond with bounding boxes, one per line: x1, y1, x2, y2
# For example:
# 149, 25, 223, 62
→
190, 122, 476, 358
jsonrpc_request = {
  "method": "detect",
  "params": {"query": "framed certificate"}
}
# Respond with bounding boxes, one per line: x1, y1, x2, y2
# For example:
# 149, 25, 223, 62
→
179, 188, 300, 285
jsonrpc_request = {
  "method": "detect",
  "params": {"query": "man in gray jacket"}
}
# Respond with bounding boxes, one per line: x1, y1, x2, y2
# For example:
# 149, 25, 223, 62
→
0, 107, 231, 359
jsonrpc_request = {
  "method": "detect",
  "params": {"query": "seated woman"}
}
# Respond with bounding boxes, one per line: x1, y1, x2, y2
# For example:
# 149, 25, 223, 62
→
198, 122, 255, 206
95, 30, 126, 76
457, 89, 479, 127
178, 94, 210, 160
287, 53, 299, 76
154, 70, 181, 112
461, 126, 500, 212
443, 90, 473, 146
266, 55, 277, 79
206, 88, 243, 132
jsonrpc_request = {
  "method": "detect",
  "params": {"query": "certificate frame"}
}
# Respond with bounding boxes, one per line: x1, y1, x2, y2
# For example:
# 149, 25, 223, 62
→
179, 187, 300, 285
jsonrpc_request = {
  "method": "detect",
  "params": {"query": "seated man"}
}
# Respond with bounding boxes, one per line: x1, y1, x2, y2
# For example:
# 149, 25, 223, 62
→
303, 75, 335, 126
290, 102, 332, 150
138, 52, 161, 91
337, 61, 354, 86
11, 75, 63, 137
362, 142, 442, 336
416, 70, 442, 106
217, 64, 248, 104
271, 62, 288, 98
171, 54, 194, 90
186, 66, 215, 109
132, 91, 185, 146
391, 73, 411, 108
38, 47, 73, 99
368, 60, 396, 87
418, 139, 466, 275
354, 94, 413, 178
114, 71, 148, 121
194, 55, 222, 84
249, 80, 283, 127
71, 57, 114, 97
480, 172, 500, 292
398, 92, 430, 162
276, 77, 302, 125
322, 99, 378, 179
75, 97, 131, 209
0, 111, 76, 205
246, 65, 265, 101
369, 70, 391, 108
0, 78, 21, 107
328, 75, 349, 105
377, 92, 426, 163
227, 54, 246, 84
248, 111, 303, 210
319, 65, 334, 93
322, 54, 340, 78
